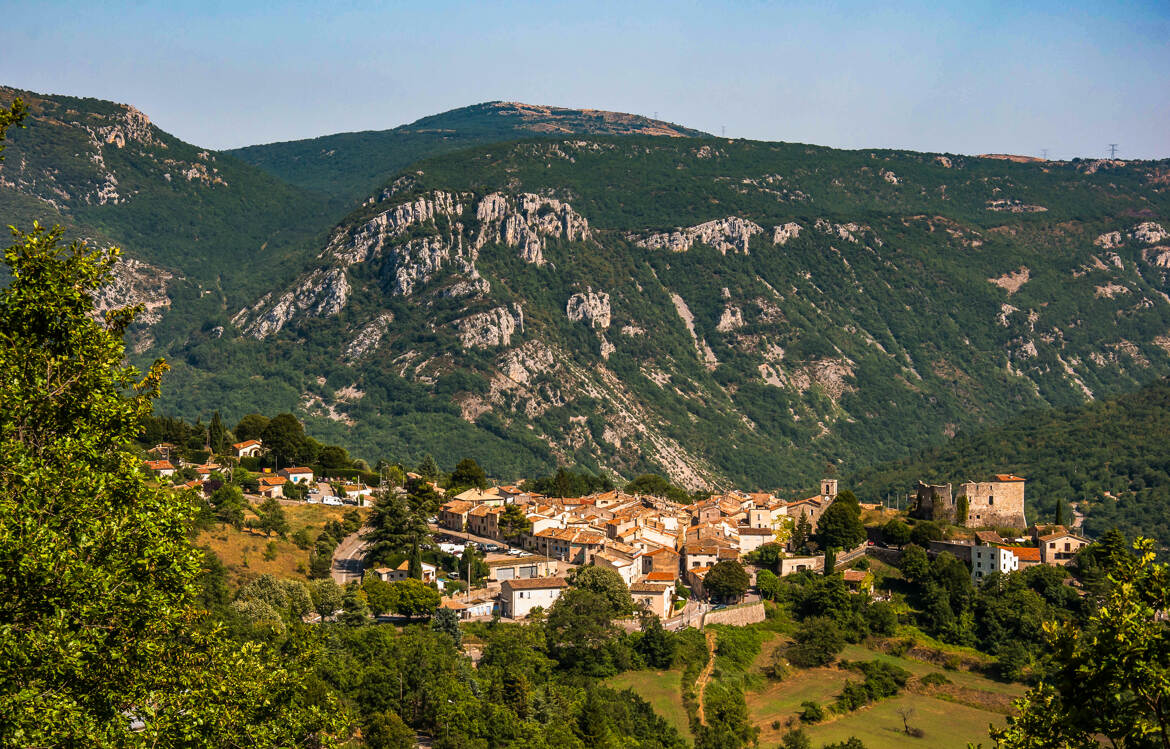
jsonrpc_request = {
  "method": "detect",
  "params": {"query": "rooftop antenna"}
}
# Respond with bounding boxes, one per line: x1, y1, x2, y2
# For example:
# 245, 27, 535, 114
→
1041, 148, 1049, 160
1108, 143, 1119, 158
722, 125, 726, 137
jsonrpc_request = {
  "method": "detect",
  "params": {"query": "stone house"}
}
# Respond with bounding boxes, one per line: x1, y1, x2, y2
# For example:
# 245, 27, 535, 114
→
1037, 529, 1090, 566
279, 467, 314, 484
630, 582, 674, 619
486, 555, 557, 583
499, 577, 568, 618
438, 500, 473, 532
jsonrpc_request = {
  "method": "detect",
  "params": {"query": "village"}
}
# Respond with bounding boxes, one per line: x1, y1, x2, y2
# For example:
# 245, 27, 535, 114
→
143, 436, 1094, 628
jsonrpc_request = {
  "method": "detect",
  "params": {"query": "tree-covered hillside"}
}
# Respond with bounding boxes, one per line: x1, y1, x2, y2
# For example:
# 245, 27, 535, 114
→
158, 135, 1170, 490
848, 377, 1170, 548
227, 101, 709, 205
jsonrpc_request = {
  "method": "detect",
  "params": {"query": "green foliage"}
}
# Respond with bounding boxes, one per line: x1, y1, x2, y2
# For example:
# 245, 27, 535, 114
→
365, 491, 431, 570
234, 413, 270, 442
448, 456, 487, 491
0, 206, 344, 741
625, 473, 693, 503
835, 660, 911, 711
852, 378, 1170, 548
991, 538, 1170, 748
636, 614, 676, 668
817, 494, 866, 552
787, 616, 845, 667
430, 606, 461, 645
799, 700, 825, 723
704, 560, 751, 602
569, 564, 635, 615
526, 467, 614, 497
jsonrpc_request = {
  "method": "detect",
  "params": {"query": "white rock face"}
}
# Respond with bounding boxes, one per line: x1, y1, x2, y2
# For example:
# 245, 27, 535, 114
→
566, 288, 612, 329
634, 217, 763, 255
716, 306, 744, 332
457, 304, 524, 349
343, 313, 394, 363
814, 219, 865, 243
880, 169, 899, 184
91, 256, 173, 325
475, 192, 590, 265
326, 191, 466, 267
1132, 222, 1169, 245
1094, 231, 1123, 249
241, 268, 349, 339
1142, 246, 1170, 268
772, 222, 802, 245
389, 232, 479, 297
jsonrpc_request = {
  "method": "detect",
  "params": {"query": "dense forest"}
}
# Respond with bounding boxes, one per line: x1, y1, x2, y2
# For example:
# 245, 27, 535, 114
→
849, 377, 1170, 548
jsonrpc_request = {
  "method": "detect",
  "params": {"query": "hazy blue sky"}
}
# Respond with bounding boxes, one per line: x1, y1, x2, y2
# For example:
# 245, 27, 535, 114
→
5, 0, 1168, 158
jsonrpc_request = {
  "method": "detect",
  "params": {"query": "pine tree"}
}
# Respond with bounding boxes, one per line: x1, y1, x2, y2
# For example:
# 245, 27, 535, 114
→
208, 410, 228, 455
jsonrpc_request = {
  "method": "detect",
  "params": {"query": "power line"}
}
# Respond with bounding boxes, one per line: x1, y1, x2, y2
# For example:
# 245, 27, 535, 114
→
1041, 148, 1049, 160
1108, 143, 1119, 158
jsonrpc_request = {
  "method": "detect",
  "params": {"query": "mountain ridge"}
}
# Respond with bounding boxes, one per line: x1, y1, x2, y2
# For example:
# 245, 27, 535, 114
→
225, 101, 709, 204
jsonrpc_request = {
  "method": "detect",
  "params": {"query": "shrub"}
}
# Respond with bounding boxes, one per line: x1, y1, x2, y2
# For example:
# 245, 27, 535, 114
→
798, 701, 825, 723
920, 672, 951, 686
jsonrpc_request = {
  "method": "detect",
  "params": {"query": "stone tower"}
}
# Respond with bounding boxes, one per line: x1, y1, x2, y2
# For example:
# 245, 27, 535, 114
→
820, 478, 838, 500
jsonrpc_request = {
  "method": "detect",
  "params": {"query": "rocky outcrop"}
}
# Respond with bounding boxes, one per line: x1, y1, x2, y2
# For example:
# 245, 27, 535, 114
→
474, 192, 590, 265
343, 313, 394, 363
716, 306, 744, 332
988, 267, 1031, 295
456, 304, 524, 348
388, 232, 479, 297
634, 217, 763, 255
91, 256, 173, 325
1133, 222, 1169, 245
986, 199, 1047, 213
814, 219, 869, 244
566, 288, 611, 329
772, 222, 802, 245
239, 268, 349, 339
325, 191, 466, 267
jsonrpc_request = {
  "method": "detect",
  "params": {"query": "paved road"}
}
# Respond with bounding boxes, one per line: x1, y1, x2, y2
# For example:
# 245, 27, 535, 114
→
428, 523, 514, 550
666, 599, 710, 631
332, 529, 369, 584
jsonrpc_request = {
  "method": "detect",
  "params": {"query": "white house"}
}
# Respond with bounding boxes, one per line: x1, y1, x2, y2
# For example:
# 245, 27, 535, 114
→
971, 545, 1019, 583
145, 459, 175, 478
279, 467, 315, 484
499, 577, 568, 618
232, 439, 264, 458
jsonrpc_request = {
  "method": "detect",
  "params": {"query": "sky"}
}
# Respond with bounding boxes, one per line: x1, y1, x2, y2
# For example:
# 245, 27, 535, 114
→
3, 0, 1169, 159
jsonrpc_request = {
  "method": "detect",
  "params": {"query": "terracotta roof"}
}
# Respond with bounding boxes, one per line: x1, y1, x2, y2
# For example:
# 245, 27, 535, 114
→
842, 569, 870, 582
501, 577, 568, 591
994, 474, 1026, 482
281, 467, 313, 474
645, 571, 677, 582
739, 527, 775, 536
233, 439, 262, 449
975, 530, 1005, 545
644, 547, 679, 557
145, 460, 174, 470
441, 500, 474, 514
439, 598, 468, 610
1005, 546, 1041, 562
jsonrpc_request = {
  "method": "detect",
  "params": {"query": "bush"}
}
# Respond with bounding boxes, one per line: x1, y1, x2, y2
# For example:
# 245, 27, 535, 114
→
798, 700, 825, 723
920, 672, 951, 686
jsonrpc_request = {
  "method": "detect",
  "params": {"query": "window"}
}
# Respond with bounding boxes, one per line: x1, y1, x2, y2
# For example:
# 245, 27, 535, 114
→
1064, 542, 1071, 551
988, 495, 994, 505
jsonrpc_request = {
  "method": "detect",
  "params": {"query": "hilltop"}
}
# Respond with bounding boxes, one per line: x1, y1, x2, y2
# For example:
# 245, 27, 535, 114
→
227, 101, 708, 204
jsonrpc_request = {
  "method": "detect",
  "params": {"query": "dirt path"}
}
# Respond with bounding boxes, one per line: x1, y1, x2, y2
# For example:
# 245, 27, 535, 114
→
695, 629, 718, 724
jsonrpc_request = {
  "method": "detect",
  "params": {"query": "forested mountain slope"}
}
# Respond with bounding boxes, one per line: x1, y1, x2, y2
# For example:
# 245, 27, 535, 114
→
227, 101, 709, 204
159, 135, 1170, 489
847, 377, 1170, 548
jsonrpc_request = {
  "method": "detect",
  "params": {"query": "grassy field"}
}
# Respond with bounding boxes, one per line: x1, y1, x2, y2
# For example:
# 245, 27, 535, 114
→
607, 669, 692, 739
749, 639, 1021, 747
196, 502, 364, 587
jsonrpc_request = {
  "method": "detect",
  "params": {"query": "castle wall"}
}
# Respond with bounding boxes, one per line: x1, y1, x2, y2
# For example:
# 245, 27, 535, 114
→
958, 480, 1026, 528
